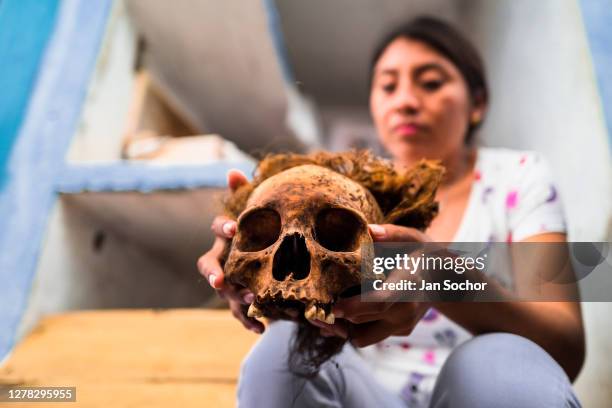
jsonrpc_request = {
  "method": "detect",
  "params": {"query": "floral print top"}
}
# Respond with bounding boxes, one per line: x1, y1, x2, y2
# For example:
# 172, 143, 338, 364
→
358, 147, 567, 407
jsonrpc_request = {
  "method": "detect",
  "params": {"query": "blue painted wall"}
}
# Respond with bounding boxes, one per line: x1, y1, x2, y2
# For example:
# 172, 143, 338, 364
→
580, 0, 612, 148
0, 0, 112, 360
0, 0, 59, 188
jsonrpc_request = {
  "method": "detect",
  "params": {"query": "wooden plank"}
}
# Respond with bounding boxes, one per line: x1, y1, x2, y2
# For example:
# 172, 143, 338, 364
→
0, 309, 258, 407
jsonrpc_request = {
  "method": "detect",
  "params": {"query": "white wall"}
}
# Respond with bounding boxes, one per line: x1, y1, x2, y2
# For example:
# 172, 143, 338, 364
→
66, 0, 138, 163
471, 0, 612, 242
462, 2, 612, 405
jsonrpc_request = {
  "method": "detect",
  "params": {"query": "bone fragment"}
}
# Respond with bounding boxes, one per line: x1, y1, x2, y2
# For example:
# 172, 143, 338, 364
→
247, 303, 263, 318
324, 313, 335, 325
316, 307, 326, 322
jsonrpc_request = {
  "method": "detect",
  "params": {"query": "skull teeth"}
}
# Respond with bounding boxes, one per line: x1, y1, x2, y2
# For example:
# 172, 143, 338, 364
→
247, 303, 263, 318
304, 303, 317, 320
304, 302, 335, 324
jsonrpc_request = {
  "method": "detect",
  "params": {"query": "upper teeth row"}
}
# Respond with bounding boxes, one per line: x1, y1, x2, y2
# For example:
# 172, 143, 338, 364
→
246, 302, 335, 325
304, 303, 335, 324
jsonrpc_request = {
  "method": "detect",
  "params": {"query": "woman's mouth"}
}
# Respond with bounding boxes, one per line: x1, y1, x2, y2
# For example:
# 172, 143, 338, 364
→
393, 123, 422, 137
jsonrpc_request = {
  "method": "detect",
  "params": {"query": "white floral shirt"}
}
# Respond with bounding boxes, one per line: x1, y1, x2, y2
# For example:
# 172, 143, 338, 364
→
358, 147, 567, 407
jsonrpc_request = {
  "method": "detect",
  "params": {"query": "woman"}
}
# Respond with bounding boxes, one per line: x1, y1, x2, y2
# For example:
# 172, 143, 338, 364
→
198, 17, 584, 407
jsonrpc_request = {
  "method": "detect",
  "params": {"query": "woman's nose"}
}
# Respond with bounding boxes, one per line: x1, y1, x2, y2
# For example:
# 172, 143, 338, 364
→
393, 84, 420, 114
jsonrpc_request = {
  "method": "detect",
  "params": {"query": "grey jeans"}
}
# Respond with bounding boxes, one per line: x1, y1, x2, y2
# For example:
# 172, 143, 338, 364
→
237, 321, 581, 407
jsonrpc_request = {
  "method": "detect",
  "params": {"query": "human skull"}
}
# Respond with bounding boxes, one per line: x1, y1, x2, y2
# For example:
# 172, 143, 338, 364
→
224, 164, 383, 324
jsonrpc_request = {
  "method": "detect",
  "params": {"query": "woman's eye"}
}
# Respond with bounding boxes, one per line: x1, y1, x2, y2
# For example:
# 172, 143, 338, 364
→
381, 83, 396, 93
421, 80, 443, 91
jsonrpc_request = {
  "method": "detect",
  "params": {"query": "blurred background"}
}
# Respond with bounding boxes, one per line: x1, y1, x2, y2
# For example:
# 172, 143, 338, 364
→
0, 0, 611, 406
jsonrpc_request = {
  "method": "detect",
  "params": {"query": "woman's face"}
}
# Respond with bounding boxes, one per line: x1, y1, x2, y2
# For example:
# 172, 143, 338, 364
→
370, 37, 484, 165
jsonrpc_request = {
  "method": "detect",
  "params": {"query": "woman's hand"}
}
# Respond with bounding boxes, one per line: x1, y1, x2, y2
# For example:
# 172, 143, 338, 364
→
311, 224, 432, 346
197, 170, 265, 334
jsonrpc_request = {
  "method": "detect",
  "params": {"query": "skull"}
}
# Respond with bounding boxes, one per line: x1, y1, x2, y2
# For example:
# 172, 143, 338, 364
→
224, 164, 383, 324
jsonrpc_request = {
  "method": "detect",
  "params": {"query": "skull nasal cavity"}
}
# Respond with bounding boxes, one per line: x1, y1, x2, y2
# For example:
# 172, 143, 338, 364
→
272, 233, 311, 281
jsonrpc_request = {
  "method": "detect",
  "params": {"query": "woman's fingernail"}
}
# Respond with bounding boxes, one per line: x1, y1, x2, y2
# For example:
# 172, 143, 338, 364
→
369, 224, 386, 238
222, 222, 236, 236
209, 274, 217, 288
243, 293, 254, 304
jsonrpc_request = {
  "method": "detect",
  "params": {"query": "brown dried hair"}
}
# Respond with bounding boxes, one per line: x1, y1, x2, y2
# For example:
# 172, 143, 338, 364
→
225, 150, 443, 228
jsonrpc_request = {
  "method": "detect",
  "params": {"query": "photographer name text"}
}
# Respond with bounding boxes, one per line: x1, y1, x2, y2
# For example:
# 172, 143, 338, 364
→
372, 279, 488, 291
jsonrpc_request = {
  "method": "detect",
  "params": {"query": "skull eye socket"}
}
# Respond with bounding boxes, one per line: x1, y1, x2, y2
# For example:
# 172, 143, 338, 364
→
315, 208, 365, 252
237, 208, 281, 251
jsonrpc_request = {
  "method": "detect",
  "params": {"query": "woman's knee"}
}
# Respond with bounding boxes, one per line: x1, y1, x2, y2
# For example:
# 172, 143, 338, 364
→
239, 320, 295, 378
237, 321, 301, 406
431, 333, 580, 408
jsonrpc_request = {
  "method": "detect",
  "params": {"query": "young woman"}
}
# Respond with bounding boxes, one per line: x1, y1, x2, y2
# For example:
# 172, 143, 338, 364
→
198, 17, 584, 407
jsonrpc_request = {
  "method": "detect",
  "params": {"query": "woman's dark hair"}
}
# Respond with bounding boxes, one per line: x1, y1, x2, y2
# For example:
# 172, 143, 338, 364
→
369, 16, 489, 143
